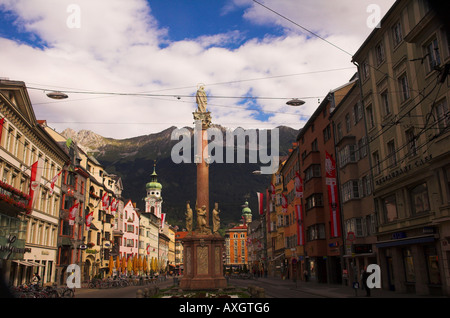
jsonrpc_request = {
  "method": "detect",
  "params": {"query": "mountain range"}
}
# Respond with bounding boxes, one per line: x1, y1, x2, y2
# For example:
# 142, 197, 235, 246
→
61, 125, 299, 228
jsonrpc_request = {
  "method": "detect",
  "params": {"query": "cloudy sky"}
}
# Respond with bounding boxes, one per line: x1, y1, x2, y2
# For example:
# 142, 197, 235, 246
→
0, 0, 395, 139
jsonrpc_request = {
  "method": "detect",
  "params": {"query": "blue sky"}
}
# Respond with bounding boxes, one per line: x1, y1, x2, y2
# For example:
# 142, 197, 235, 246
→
0, 0, 395, 139
148, 0, 284, 48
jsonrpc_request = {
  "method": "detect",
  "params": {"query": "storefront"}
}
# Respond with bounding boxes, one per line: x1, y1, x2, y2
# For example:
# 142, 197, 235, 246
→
0, 212, 31, 286
376, 229, 443, 295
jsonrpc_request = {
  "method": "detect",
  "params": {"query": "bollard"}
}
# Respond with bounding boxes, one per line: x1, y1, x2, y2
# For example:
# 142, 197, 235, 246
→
136, 289, 143, 298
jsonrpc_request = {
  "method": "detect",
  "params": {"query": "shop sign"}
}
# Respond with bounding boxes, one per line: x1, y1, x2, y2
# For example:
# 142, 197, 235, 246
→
375, 155, 432, 186
0, 235, 31, 260
352, 244, 373, 254
391, 232, 406, 240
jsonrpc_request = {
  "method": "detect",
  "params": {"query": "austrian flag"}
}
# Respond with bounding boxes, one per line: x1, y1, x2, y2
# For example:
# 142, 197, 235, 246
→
69, 202, 79, 225
101, 192, 110, 211
281, 193, 288, 213
49, 170, 62, 195
28, 159, 44, 212
256, 192, 264, 215
85, 210, 94, 230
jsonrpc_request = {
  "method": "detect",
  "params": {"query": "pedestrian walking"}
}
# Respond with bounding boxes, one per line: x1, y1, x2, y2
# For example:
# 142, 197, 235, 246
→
361, 267, 371, 297
31, 272, 41, 290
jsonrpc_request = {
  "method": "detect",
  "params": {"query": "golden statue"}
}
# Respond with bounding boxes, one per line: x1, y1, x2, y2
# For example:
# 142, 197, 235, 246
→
196, 205, 209, 234
195, 85, 207, 113
212, 202, 220, 234
186, 201, 193, 233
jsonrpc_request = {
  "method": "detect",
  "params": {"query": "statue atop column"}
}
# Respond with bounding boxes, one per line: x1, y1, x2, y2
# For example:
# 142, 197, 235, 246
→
196, 85, 208, 113
193, 84, 211, 128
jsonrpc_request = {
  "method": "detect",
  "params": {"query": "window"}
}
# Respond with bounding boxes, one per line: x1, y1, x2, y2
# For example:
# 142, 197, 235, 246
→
358, 136, 368, 158
392, 21, 403, 47
342, 180, 360, 202
353, 102, 363, 124
373, 151, 381, 175
424, 37, 441, 73
375, 41, 385, 65
323, 125, 331, 143
410, 183, 430, 215
387, 140, 397, 167
383, 194, 398, 222
127, 224, 134, 233
434, 99, 449, 133
336, 123, 343, 142
345, 218, 366, 237
311, 138, 318, 152
61, 220, 72, 237
304, 164, 321, 181
424, 245, 441, 285
398, 73, 410, 102
306, 193, 323, 210
405, 128, 417, 156
307, 224, 325, 241
403, 248, 415, 282
338, 144, 358, 168
362, 175, 372, 196
63, 195, 74, 210
345, 113, 351, 132
381, 90, 390, 116
362, 60, 370, 80
366, 105, 375, 129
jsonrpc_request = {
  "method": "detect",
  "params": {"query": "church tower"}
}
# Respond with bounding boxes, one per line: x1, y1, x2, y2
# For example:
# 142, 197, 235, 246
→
145, 162, 163, 218
241, 201, 252, 224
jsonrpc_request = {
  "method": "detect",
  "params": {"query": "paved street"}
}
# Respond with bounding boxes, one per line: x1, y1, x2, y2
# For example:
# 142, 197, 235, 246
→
72, 275, 447, 298
229, 276, 445, 298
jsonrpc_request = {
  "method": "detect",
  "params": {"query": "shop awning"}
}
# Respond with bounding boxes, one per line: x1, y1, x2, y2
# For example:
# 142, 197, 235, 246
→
26, 260, 44, 267
12, 260, 44, 267
375, 235, 436, 248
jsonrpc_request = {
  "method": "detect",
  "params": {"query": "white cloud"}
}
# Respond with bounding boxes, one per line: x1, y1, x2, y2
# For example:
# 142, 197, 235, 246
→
0, 0, 395, 139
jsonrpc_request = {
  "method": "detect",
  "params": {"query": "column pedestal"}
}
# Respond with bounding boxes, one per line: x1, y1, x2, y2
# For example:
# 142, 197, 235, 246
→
180, 233, 227, 290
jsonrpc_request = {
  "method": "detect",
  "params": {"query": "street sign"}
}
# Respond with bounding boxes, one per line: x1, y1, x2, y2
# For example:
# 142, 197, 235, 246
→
347, 231, 356, 242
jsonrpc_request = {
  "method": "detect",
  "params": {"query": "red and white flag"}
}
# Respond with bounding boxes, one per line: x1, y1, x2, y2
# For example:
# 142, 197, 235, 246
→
101, 192, 110, 211
325, 151, 341, 237
85, 210, 94, 230
294, 171, 303, 198
281, 193, 288, 213
0, 118, 5, 144
69, 202, 79, 225
110, 198, 118, 212
160, 213, 166, 229
256, 192, 264, 215
295, 204, 305, 246
49, 170, 62, 195
270, 182, 276, 201
28, 159, 44, 213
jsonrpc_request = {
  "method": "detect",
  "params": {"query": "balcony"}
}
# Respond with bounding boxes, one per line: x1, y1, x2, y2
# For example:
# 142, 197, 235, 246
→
0, 181, 31, 215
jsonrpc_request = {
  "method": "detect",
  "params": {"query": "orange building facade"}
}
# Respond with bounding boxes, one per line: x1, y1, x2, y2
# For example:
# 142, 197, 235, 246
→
225, 224, 248, 271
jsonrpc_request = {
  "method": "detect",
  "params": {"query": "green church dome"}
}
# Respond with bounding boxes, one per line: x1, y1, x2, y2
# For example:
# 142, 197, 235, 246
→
242, 201, 252, 215
146, 163, 162, 190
